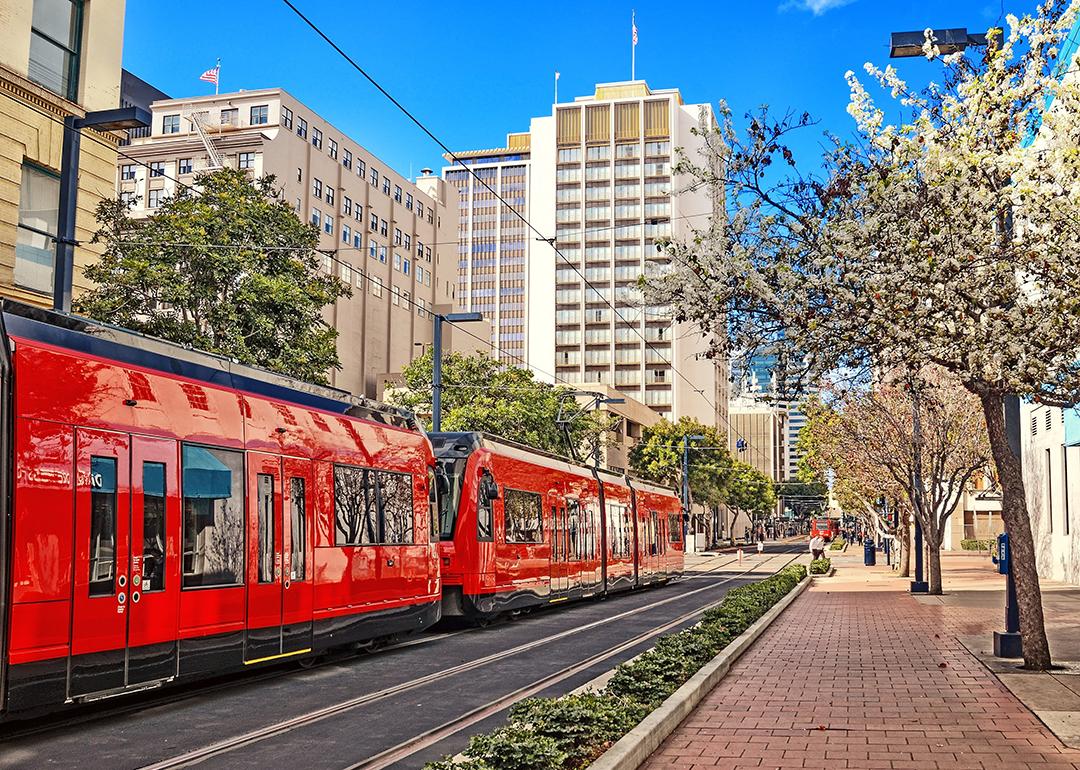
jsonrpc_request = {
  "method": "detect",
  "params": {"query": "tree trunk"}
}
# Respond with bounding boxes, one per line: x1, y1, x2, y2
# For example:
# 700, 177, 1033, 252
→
978, 388, 1052, 670
928, 542, 943, 595
899, 520, 911, 578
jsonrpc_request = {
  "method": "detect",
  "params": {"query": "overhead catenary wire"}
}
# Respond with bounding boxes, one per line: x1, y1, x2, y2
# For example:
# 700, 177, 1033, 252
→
277, 0, 770, 465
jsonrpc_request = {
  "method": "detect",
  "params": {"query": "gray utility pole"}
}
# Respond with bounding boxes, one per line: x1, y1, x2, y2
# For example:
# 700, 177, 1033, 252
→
431, 312, 483, 432
682, 434, 705, 545
54, 107, 150, 313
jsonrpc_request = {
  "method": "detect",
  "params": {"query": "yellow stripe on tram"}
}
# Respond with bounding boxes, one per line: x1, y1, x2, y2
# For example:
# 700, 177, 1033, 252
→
244, 647, 313, 665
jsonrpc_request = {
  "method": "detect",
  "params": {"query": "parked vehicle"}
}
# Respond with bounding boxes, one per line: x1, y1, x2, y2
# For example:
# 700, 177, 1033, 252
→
810, 518, 841, 542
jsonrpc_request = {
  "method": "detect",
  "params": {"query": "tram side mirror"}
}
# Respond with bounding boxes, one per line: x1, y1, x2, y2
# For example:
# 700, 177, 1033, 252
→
481, 474, 500, 501
435, 466, 450, 496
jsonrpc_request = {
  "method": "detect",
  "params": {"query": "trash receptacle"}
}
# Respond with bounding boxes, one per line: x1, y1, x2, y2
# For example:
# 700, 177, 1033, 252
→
863, 539, 876, 566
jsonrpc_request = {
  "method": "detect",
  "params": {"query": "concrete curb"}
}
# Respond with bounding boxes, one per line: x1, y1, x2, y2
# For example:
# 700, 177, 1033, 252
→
588, 575, 812, 770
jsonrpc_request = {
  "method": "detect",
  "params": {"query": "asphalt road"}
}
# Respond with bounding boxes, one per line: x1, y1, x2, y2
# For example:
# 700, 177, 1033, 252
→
0, 543, 802, 770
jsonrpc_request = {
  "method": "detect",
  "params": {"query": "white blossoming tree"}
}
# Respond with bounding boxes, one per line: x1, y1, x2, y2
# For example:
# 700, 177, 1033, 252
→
648, 1, 1080, 668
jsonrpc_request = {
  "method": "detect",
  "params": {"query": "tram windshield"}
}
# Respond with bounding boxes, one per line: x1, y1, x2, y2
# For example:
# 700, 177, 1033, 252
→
429, 433, 477, 541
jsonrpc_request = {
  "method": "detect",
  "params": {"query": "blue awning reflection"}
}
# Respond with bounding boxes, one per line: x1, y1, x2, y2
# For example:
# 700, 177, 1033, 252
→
182, 445, 232, 499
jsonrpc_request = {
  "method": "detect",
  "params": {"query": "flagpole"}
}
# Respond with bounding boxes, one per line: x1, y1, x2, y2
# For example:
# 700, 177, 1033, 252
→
631, 10, 636, 81
554, 71, 559, 105
216, 58, 220, 95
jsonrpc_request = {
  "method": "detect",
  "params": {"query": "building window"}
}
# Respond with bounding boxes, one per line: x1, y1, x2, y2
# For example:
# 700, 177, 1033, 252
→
394, 228, 402, 246
353, 232, 361, 249
162, 115, 180, 134
357, 159, 366, 178
369, 240, 378, 260
417, 202, 424, 218
342, 225, 351, 244
417, 240, 424, 258
149, 161, 166, 177
380, 219, 387, 236
378, 245, 387, 263
328, 138, 338, 159
220, 108, 237, 126
393, 252, 402, 270
405, 193, 413, 210
281, 106, 293, 129
311, 127, 323, 149
238, 152, 255, 170
297, 117, 308, 139
313, 178, 322, 199
343, 196, 352, 216
403, 234, 411, 250
250, 105, 269, 125
120, 164, 136, 181
324, 217, 333, 235
311, 208, 321, 228
178, 158, 193, 175
119, 190, 137, 206
370, 276, 383, 298
416, 266, 423, 284
369, 212, 378, 231
403, 259, 411, 276
148, 188, 164, 208
343, 149, 352, 169
427, 211, 434, 225
394, 185, 402, 202
181, 445, 245, 587
325, 187, 334, 206
370, 168, 379, 186
382, 178, 390, 195
425, 246, 431, 262
28, 0, 83, 100
392, 286, 400, 306
15, 163, 58, 294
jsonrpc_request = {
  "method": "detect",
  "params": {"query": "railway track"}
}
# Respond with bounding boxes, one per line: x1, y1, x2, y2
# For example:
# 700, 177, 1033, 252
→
134, 547, 802, 770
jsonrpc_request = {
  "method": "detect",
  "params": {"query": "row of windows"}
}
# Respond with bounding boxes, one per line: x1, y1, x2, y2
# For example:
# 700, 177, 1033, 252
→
333, 465, 417, 545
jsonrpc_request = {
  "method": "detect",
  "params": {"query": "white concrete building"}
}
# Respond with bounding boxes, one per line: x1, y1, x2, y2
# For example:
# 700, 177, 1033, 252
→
1022, 403, 1080, 584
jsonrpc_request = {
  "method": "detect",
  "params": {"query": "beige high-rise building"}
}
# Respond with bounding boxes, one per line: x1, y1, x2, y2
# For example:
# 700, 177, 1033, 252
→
728, 396, 789, 483
447, 81, 728, 431
1, 0, 126, 305
119, 89, 461, 398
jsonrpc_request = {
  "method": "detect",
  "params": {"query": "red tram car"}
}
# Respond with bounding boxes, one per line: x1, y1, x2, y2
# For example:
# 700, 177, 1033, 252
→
0, 302, 441, 717
431, 432, 684, 621
810, 518, 841, 542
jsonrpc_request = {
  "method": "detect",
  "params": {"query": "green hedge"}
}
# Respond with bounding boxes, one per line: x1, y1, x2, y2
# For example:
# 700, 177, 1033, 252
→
828, 538, 846, 550
426, 563, 808, 770
810, 557, 831, 574
961, 539, 994, 551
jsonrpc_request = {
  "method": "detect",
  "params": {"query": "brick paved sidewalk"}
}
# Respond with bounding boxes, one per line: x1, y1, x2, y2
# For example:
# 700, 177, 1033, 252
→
642, 565, 1080, 769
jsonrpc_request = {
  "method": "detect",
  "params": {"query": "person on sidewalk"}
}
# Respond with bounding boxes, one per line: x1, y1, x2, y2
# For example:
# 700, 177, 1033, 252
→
810, 534, 825, 561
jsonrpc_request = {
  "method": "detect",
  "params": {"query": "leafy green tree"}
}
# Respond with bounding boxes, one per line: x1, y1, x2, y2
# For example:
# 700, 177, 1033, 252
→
76, 168, 349, 385
388, 351, 614, 456
629, 418, 732, 506
724, 462, 777, 523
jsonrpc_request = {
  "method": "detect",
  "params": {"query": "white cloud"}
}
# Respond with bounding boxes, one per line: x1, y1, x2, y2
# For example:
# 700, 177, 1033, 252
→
781, 0, 857, 15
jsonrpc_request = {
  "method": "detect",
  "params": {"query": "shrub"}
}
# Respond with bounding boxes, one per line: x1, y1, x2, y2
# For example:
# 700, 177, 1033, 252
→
810, 557, 831, 574
424, 562, 807, 770
961, 538, 994, 551
828, 538, 845, 550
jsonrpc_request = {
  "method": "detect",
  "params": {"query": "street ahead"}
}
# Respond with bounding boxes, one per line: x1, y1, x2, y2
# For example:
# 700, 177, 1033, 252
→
0, 544, 802, 770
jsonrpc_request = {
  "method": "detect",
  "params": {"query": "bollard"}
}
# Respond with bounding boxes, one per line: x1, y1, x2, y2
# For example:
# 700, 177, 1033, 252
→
737, 548, 743, 563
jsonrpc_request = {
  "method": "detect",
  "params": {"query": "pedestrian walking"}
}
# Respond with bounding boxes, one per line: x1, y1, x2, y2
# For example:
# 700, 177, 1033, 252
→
810, 534, 825, 561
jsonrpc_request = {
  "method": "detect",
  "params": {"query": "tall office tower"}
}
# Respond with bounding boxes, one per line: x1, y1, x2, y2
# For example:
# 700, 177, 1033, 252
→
443, 133, 532, 365
531, 81, 726, 428
119, 89, 461, 399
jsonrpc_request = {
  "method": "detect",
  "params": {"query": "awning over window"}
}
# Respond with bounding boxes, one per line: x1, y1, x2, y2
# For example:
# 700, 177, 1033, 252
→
143, 462, 166, 497
182, 445, 233, 500
91, 457, 117, 494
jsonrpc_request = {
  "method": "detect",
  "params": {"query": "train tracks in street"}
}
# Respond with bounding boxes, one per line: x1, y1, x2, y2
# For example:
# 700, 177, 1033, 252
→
0, 545, 802, 770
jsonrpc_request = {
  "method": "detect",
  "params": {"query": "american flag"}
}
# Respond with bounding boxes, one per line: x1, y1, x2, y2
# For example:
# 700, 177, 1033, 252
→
199, 65, 220, 86
632, 19, 638, 45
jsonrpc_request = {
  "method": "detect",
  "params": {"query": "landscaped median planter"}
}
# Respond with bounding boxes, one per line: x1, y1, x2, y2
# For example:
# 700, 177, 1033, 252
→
425, 564, 809, 770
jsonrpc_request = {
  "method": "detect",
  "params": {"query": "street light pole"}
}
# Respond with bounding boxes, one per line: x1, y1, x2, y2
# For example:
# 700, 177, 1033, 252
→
682, 434, 705, 550
53, 107, 151, 313
431, 311, 483, 432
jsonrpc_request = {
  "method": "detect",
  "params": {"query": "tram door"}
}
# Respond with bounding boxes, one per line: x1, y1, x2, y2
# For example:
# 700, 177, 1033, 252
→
245, 453, 314, 662
71, 431, 181, 697
551, 504, 567, 595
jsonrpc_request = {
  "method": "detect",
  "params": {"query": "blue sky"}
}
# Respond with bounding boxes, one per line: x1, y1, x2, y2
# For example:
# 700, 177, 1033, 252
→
123, 0, 1028, 179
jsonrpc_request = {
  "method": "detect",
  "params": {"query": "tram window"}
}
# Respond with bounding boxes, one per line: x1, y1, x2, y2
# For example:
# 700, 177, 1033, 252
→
181, 445, 244, 588
257, 474, 275, 583
89, 456, 118, 597
142, 462, 167, 592
567, 499, 580, 560
334, 465, 414, 545
669, 513, 682, 543
477, 470, 494, 542
289, 478, 306, 581
378, 470, 414, 544
505, 488, 543, 544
